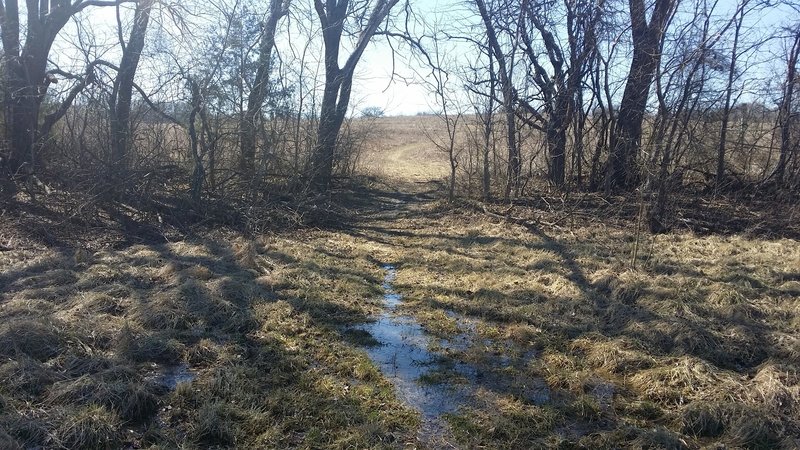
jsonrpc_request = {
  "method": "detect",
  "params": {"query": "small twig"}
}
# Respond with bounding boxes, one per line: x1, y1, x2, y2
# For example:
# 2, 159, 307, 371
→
631, 193, 645, 269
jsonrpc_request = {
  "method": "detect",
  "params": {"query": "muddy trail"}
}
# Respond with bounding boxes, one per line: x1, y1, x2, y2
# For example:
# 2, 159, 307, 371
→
348, 262, 551, 448
317, 180, 800, 449
330, 182, 569, 446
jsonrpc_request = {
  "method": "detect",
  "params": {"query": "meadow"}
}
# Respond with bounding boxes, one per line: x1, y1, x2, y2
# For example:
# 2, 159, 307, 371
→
0, 115, 798, 449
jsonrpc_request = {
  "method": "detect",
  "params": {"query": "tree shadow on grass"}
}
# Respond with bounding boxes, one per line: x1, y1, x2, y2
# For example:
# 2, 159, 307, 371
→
0, 227, 420, 448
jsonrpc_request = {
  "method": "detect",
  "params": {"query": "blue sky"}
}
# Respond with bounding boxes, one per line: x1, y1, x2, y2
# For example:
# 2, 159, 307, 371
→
54, 0, 799, 116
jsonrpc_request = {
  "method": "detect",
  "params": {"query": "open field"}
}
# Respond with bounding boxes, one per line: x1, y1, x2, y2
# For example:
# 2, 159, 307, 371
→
358, 116, 450, 182
1, 115, 799, 448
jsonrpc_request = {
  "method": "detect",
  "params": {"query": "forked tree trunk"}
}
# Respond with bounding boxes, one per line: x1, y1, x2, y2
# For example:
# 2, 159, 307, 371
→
310, 0, 398, 191
1, 1, 120, 193
239, 0, 289, 182
606, 0, 676, 191
110, 0, 155, 179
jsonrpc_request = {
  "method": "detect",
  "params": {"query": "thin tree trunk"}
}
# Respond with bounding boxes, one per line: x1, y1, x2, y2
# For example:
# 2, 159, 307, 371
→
474, 0, 519, 200
110, 0, 155, 179
773, 28, 800, 185
716, 5, 744, 188
188, 79, 205, 203
239, 0, 289, 182
482, 53, 496, 201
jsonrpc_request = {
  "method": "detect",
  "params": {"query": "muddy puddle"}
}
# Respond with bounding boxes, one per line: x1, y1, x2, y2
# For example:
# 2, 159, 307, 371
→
350, 264, 551, 445
146, 363, 196, 391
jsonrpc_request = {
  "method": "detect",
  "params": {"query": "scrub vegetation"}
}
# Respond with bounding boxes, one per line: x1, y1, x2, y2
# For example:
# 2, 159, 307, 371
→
1, 142, 798, 447
1, 0, 799, 446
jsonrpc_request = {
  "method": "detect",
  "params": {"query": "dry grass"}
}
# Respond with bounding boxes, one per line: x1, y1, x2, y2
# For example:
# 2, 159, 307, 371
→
1, 115, 798, 448
395, 203, 800, 448
358, 116, 451, 182
316, 190, 800, 448
0, 233, 417, 448
5, 189, 797, 447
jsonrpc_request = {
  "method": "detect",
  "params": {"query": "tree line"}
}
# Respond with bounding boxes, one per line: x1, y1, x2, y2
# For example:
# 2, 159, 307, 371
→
424, 0, 799, 231
0, 0, 797, 232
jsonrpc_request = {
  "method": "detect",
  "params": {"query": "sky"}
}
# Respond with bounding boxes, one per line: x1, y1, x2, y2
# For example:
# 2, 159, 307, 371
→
324, 0, 800, 116
347, 0, 469, 116
50, 0, 800, 117
61, 0, 461, 116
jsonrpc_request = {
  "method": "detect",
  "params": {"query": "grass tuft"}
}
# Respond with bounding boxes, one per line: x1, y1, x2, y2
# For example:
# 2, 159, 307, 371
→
681, 402, 726, 437
116, 326, 184, 364
0, 356, 56, 397
0, 320, 65, 361
57, 404, 122, 450
0, 412, 49, 447
191, 401, 237, 446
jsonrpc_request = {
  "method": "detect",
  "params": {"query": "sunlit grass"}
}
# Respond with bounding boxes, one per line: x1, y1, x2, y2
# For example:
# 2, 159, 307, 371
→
1, 172, 798, 448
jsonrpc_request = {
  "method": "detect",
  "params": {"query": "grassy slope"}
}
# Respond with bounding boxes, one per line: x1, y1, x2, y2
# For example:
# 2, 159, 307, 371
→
1, 115, 799, 449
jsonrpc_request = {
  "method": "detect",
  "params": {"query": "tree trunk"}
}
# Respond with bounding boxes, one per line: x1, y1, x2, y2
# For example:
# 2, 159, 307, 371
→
312, 72, 350, 190
716, 5, 744, 189
110, 0, 155, 178
449, 142, 457, 202
239, 0, 289, 182
548, 94, 569, 186
573, 89, 586, 188
607, 0, 676, 191
1, 0, 116, 188
503, 89, 520, 199
773, 27, 800, 185
6, 82, 41, 173
310, 0, 398, 191
4, 47, 49, 176
481, 56, 495, 201
474, 0, 518, 200
188, 79, 205, 203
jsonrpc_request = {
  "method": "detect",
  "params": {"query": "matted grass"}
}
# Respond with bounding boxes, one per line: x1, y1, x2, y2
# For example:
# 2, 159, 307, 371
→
0, 229, 417, 448
358, 115, 451, 182
376, 199, 800, 448
1, 178, 798, 448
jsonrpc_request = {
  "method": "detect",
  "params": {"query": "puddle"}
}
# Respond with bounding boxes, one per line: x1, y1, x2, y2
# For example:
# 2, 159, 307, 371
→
355, 265, 471, 422
589, 381, 615, 411
352, 264, 550, 445
146, 363, 196, 391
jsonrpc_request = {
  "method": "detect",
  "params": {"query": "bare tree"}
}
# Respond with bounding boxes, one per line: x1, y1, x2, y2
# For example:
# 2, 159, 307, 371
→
110, 0, 157, 179
309, 0, 399, 190
477, 51, 496, 200
648, 0, 723, 232
0, 0, 129, 181
421, 31, 463, 202
606, 0, 677, 191
517, 0, 602, 188
715, 0, 748, 188
772, 22, 800, 186
239, 0, 290, 182
473, 0, 520, 200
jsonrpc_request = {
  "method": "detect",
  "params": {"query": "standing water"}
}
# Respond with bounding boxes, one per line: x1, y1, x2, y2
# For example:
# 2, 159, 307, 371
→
352, 264, 551, 447
354, 264, 471, 445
